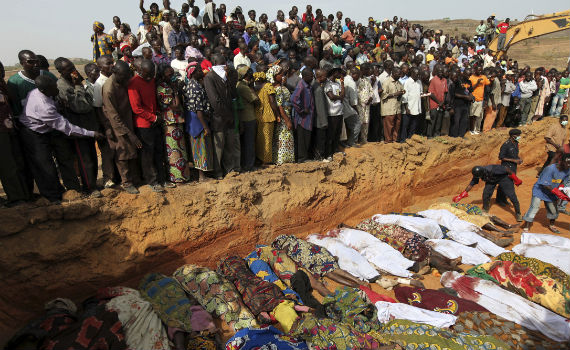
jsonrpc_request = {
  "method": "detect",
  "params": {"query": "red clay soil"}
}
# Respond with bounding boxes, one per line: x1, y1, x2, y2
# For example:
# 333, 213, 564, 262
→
1, 119, 568, 344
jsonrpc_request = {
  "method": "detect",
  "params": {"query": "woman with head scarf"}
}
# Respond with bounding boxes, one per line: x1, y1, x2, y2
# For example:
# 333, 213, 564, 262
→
91, 21, 115, 62
270, 62, 295, 164
184, 61, 215, 182
254, 68, 280, 165
157, 64, 189, 184
119, 23, 139, 51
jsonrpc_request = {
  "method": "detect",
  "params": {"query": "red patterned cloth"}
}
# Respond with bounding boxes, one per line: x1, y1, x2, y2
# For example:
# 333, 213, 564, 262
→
394, 286, 487, 315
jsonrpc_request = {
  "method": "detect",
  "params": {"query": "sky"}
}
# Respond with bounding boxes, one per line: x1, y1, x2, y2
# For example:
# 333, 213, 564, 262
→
1, 0, 566, 66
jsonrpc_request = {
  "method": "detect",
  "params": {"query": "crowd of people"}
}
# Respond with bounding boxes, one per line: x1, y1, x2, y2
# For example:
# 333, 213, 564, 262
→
1, 0, 569, 205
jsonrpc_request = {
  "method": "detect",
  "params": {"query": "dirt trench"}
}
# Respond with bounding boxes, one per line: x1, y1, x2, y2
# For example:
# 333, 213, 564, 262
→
0, 120, 552, 343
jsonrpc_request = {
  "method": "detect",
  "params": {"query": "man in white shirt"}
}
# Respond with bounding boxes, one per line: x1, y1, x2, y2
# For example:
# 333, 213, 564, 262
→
188, 6, 203, 27
400, 67, 423, 141
233, 43, 251, 68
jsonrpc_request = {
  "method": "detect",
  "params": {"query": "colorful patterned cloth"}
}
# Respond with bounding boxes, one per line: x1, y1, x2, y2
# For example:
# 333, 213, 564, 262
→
226, 326, 308, 350
173, 265, 258, 331
356, 218, 430, 262
158, 82, 189, 182
139, 273, 214, 333
289, 314, 384, 350
430, 202, 490, 228
322, 287, 380, 333
255, 83, 276, 163
380, 319, 511, 350
217, 256, 286, 316
453, 311, 562, 350
246, 246, 303, 303
256, 245, 299, 286
273, 86, 295, 165
7, 301, 126, 350
394, 286, 488, 315
256, 121, 274, 163
189, 127, 214, 171
272, 235, 340, 276
185, 78, 214, 171
467, 261, 570, 317
496, 252, 570, 290
98, 286, 170, 350
91, 33, 115, 61
452, 203, 485, 216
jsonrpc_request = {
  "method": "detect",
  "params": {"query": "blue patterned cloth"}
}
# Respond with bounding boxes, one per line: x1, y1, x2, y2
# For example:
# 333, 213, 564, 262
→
225, 326, 309, 350
245, 246, 303, 304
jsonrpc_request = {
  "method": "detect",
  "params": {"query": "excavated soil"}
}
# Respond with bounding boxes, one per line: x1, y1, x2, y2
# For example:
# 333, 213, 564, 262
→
1, 119, 568, 344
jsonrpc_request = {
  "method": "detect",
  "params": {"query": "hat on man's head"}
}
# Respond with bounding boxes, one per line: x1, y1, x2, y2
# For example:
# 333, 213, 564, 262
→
506, 70, 514, 75
509, 128, 522, 136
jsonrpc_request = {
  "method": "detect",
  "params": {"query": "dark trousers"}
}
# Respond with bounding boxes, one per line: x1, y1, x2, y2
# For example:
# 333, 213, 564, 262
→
382, 114, 401, 143
19, 127, 79, 201
483, 176, 520, 214
344, 114, 361, 147
0, 132, 32, 202
449, 105, 470, 137
136, 126, 166, 186
313, 127, 327, 160
73, 138, 98, 192
326, 115, 343, 157
426, 108, 444, 137
368, 103, 382, 142
539, 151, 557, 175
296, 126, 312, 163
399, 114, 418, 142
240, 120, 256, 171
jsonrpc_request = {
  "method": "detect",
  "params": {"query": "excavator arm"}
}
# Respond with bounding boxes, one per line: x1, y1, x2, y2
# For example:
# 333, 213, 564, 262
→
488, 10, 570, 59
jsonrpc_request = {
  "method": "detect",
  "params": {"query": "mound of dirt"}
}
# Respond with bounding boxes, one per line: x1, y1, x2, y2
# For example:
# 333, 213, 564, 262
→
0, 120, 555, 343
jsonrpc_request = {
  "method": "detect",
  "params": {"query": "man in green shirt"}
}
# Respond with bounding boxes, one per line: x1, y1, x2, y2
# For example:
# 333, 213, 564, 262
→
549, 71, 570, 117
7, 50, 56, 118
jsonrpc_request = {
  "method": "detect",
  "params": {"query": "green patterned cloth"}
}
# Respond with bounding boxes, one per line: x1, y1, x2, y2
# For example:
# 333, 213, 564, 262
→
380, 319, 512, 350
172, 265, 258, 331
322, 287, 380, 333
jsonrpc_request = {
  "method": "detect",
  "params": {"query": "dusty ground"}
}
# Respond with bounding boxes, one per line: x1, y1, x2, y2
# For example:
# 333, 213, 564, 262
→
0, 119, 568, 345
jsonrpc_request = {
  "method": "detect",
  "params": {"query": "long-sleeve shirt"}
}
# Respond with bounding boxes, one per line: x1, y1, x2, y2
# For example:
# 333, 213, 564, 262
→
381, 76, 404, 116
128, 75, 157, 128
501, 80, 516, 106
519, 80, 537, 99
168, 30, 189, 58
402, 78, 423, 115
290, 79, 314, 131
6, 70, 56, 117
57, 78, 99, 131
20, 88, 94, 137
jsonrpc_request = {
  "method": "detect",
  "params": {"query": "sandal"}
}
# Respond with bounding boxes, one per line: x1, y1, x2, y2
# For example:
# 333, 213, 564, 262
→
549, 225, 561, 234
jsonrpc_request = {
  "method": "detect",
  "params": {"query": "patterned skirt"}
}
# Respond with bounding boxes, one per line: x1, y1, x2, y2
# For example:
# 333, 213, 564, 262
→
256, 121, 274, 163
190, 130, 214, 171
165, 123, 190, 182
273, 120, 295, 165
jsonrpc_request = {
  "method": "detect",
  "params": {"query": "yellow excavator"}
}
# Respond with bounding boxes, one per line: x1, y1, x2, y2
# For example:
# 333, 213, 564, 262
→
488, 10, 570, 60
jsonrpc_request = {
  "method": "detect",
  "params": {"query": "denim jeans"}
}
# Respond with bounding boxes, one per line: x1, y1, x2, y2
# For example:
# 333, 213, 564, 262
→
523, 196, 558, 222
549, 93, 565, 117
558, 176, 570, 211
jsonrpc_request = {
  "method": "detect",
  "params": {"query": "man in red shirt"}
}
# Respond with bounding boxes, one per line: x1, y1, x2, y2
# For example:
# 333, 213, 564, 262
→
427, 65, 448, 137
127, 59, 166, 192
496, 18, 510, 51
